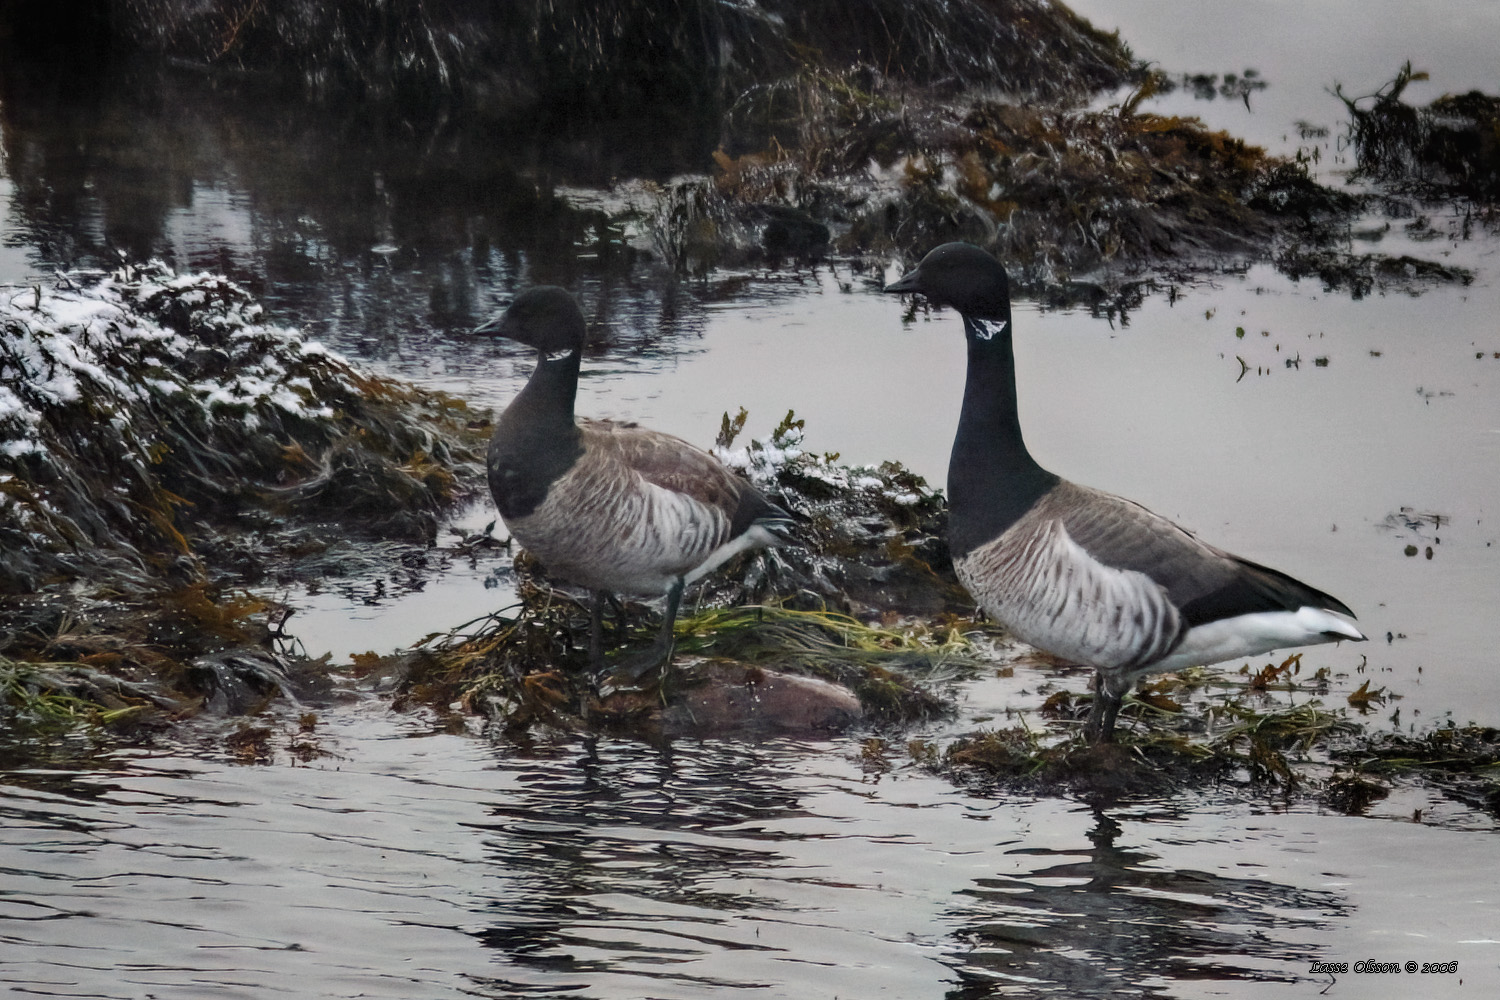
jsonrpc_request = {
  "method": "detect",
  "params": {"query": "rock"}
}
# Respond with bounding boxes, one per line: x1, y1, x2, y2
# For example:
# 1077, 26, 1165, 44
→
658, 662, 864, 736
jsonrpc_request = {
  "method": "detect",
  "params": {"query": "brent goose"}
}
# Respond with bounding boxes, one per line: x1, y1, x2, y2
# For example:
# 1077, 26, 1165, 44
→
478, 286, 791, 679
885, 243, 1366, 741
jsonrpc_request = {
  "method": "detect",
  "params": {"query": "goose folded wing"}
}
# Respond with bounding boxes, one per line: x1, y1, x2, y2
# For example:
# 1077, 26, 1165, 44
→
580, 419, 788, 537
1052, 482, 1354, 629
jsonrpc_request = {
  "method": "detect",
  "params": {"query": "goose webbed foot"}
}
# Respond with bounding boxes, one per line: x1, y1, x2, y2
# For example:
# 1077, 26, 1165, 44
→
1083, 672, 1123, 744
603, 634, 675, 686
598, 577, 685, 690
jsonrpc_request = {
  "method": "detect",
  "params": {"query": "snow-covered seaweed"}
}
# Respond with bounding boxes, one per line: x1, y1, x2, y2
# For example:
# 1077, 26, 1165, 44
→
706, 408, 967, 616
1, 263, 485, 730
1, 262, 484, 595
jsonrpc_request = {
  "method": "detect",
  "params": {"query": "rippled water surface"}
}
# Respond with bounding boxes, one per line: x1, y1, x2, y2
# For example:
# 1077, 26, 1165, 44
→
4, 705, 1498, 999
4, 2, 1500, 997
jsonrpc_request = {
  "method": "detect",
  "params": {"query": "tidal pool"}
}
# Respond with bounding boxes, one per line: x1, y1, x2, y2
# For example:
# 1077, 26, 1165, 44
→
289, 254, 1499, 737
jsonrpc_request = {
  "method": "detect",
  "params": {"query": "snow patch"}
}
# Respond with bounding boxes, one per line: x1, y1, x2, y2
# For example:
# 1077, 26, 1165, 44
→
2, 262, 356, 461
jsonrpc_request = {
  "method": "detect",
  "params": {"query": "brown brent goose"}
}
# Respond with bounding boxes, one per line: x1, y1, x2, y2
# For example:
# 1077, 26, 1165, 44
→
885, 243, 1366, 741
477, 286, 792, 678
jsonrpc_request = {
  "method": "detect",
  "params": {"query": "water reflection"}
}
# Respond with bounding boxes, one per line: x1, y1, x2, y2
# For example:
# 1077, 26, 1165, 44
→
469, 736, 837, 997
14, 715, 1500, 999
463, 736, 1358, 999
945, 809, 1348, 996
0, 715, 512, 1000
0, 53, 704, 386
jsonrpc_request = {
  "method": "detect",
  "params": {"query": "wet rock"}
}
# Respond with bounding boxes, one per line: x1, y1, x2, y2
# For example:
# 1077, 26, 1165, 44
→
656, 663, 864, 736
186, 648, 300, 716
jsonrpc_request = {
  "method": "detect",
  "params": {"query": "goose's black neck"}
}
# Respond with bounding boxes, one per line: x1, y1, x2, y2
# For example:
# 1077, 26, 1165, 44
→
488, 349, 585, 518
947, 314, 1058, 558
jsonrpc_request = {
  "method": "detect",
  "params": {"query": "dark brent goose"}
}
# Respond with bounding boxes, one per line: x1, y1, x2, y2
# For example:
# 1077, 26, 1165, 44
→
478, 286, 792, 678
885, 243, 1366, 741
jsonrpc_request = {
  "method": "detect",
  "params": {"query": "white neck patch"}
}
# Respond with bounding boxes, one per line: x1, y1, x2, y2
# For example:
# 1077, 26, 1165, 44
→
971, 318, 1008, 342
544, 348, 576, 363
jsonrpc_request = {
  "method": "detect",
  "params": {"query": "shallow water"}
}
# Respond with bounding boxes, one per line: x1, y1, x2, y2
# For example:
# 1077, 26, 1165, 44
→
3, 704, 1497, 1000
3, 4, 1500, 998
7, 318, 1494, 996
1069, 0, 1500, 164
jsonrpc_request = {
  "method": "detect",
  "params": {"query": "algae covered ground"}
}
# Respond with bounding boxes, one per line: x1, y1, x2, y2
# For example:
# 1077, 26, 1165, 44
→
9, 264, 1492, 820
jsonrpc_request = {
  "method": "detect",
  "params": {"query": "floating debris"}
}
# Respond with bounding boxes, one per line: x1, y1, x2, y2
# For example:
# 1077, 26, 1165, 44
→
1273, 246, 1473, 299
1329, 725, 1500, 816
1155, 68, 1269, 107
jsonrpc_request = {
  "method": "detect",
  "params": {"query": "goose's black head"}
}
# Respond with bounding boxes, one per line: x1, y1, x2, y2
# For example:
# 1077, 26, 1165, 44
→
884, 242, 1011, 327
475, 286, 586, 356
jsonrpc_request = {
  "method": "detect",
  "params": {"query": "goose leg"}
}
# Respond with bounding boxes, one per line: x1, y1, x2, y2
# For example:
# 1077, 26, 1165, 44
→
657, 576, 685, 659
1084, 672, 1123, 744
588, 590, 608, 670
607, 592, 628, 630
610, 577, 686, 683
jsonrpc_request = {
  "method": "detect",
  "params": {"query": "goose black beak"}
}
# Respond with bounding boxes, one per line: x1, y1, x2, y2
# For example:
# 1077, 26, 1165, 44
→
472, 312, 508, 337
883, 268, 922, 294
